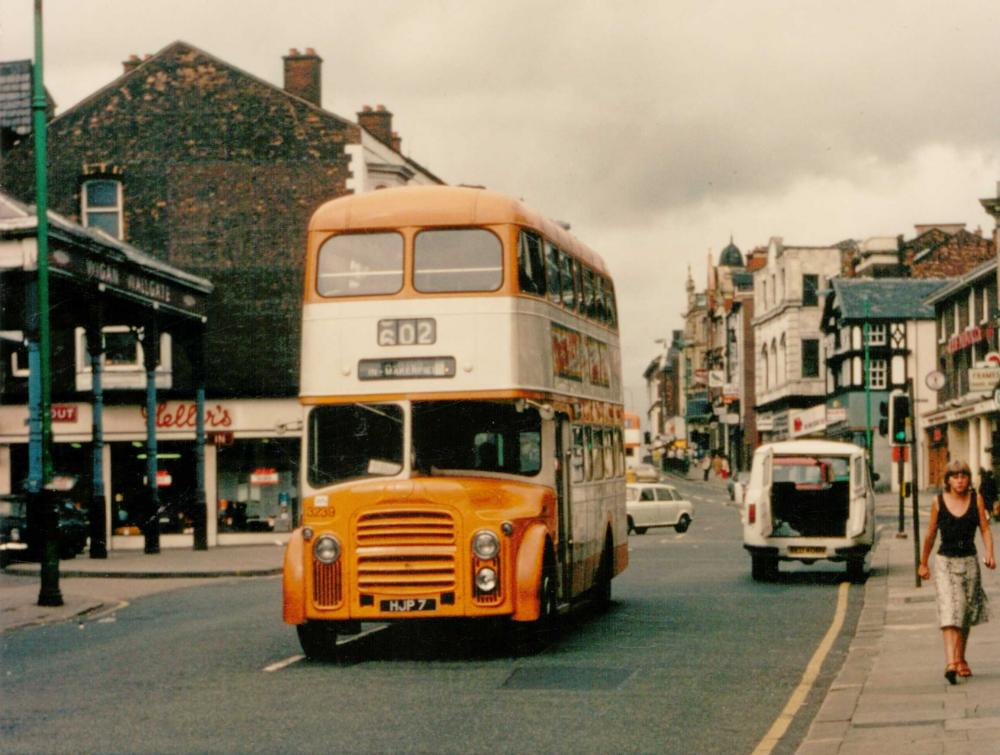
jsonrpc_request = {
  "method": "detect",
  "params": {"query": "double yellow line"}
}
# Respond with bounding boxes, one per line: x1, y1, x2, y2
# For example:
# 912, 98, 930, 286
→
752, 580, 850, 754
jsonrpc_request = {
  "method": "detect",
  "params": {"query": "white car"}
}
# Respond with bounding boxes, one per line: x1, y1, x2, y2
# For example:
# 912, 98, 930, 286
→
626, 482, 693, 535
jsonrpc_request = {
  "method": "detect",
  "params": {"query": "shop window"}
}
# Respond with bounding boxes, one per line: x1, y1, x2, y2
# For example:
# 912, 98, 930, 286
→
81, 179, 123, 239
216, 438, 300, 534
74, 325, 172, 391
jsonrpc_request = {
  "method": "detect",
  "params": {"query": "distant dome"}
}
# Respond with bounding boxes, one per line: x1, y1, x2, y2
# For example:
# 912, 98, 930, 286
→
719, 238, 743, 267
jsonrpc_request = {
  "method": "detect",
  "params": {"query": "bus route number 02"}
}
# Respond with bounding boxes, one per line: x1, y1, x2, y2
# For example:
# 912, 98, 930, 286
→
377, 318, 436, 346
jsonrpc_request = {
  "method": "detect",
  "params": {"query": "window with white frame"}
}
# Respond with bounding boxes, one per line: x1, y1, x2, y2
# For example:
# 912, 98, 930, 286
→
866, 323, 887, 345
81, 180, 123, 239
869, 359, 887, 389
74, 325, 172, 390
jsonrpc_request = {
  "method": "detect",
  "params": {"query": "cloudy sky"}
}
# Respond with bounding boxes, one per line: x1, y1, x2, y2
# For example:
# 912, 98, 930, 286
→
2, 0, 999, 417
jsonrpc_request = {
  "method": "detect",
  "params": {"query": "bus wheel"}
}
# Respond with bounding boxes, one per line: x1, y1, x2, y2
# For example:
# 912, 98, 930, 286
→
593, 536, 613, 609
512, 558, 558, 654
296, 620, 340, 661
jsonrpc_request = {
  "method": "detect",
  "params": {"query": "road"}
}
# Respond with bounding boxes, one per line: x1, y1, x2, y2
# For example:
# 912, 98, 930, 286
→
1, 478, 864, 754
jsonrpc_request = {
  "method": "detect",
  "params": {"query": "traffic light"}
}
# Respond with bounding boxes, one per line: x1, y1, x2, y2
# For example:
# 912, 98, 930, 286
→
878, 400, 889, 437
888, 391, 911, 446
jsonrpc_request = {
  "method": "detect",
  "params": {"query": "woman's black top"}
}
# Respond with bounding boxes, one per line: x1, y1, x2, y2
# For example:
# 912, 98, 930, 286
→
937, 491, 979, 558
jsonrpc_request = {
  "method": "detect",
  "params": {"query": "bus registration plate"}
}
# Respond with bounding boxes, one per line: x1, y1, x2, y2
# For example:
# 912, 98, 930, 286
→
380, 598, 437, 612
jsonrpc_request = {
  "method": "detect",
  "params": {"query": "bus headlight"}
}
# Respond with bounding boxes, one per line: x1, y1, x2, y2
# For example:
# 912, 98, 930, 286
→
471, 530, 499, 560
313, 534, 341, 564
475, 567, 498, 593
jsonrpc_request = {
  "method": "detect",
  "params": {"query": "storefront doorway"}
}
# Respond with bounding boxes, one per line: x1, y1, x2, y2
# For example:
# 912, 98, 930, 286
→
110, 441, 196, 535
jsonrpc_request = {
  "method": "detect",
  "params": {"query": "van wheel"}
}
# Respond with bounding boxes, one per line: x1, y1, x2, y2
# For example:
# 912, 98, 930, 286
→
674, 514, 691, 533
751, 554, 777, 582
847, 557, 866, 584
296, 620, 340, 661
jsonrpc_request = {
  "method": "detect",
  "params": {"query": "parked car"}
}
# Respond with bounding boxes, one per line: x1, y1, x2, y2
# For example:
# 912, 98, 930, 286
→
0, 494, 89, 564
742, 440, 875, 582
0, 496, 29, 567
728, 471, 751, 504
633, 463, 661, 482
626, 482, 693, 534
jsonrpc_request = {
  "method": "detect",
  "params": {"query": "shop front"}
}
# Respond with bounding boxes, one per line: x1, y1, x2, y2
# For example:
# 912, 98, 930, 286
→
0, 398, 302, 549
922, 396, 998, 490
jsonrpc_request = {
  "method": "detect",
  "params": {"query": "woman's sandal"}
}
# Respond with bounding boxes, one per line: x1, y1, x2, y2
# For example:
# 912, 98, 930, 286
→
957, 661, 972, 678
945, 664, 958, 685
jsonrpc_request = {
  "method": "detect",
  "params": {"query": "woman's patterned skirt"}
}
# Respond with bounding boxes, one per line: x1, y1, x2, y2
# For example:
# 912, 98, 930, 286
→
934, 553, 989, 629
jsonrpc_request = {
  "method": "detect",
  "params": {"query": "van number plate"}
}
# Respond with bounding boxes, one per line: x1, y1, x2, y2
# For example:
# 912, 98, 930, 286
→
380, 598, 436, 612
789, 546, 826, 556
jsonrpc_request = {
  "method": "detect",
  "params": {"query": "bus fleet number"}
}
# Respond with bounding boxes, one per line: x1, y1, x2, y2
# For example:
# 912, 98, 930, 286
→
378, 318, 436, 346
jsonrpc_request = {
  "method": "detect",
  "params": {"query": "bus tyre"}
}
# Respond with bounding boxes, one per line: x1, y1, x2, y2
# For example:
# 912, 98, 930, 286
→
847, 557, 866, 584
593, 535, 613, 609
751, 553, 777, 582
674, 514, 691, 533
512, 559, 558, 653
296, 620, 339, 661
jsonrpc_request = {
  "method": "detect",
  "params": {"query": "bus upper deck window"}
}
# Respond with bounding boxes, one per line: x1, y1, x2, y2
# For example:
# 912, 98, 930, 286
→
317, 232, 403, 297
517, 231, 545, 296
545, 242, 561, 305
582, 267, 595, 319
560, 252, 576, 309
414, 229, 502, 292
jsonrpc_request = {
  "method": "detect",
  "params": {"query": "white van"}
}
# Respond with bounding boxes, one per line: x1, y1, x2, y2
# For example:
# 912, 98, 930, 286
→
742, 439, 876, 582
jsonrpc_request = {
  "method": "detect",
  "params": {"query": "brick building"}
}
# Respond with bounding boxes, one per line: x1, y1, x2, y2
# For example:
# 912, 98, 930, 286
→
0, 42, 442, 548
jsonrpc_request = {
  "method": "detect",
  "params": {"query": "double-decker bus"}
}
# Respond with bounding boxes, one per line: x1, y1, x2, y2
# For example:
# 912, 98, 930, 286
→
282, 185, 627, 658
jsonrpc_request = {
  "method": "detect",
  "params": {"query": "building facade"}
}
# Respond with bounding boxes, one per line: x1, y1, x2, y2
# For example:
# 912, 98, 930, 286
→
0, 43, 442, 548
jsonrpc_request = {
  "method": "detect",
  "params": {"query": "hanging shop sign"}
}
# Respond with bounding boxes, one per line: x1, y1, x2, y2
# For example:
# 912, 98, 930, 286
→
789, 404, 828, 438
968, 367, 1000, 393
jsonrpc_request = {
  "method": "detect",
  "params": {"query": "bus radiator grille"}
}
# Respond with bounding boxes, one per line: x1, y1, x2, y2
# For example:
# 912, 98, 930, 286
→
313, 560, 343, 608
355, 509, 457, 591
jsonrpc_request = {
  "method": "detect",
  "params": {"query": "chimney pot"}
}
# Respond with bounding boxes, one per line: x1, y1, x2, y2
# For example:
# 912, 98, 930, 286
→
122, 54, 142, 75
283, 47, 322, 107
358, 105, 394, 147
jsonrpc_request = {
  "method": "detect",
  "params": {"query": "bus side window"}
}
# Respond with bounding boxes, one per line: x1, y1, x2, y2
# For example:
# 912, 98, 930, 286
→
545, 241, 561, 306
593, 427, 605, 479
606, 282, 618, 330
583, 426, 593, 481
582, 267, 595, 320
571, 426, 585, 483
517, 231, 545, 296
560, 251, 575, 310
575, 259, 585, 315
602, 427, 614, 478
614, 428, 624, 477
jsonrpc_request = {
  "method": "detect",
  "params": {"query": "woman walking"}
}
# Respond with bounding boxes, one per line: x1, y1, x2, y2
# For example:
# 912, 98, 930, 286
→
918, 460, 995, 684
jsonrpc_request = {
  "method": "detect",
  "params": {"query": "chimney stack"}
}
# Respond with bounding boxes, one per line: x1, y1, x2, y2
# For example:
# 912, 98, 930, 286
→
122, 54, 142, 75
391, 131, 402, 152
358, 104, 394, 148
283, 47, 322, 107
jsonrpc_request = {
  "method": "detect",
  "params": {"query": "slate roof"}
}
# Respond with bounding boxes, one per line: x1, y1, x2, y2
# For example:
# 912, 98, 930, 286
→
829, 278, 947, 320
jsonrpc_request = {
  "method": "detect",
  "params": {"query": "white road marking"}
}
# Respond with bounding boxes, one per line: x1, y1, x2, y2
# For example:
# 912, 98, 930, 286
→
751, 581, 850, 754
263, 624, 390, 672
263, 655, 305, 673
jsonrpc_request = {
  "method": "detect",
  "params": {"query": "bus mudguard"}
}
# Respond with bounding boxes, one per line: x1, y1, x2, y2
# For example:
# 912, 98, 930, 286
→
512, 522, 548, 622
282, 529, 306, 625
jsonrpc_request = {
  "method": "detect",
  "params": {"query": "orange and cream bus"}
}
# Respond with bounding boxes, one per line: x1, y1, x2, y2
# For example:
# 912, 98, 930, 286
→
282, 185, 627, 658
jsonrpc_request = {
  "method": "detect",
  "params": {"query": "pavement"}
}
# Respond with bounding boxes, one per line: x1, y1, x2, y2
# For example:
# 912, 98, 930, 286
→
0, 542, 284, 633
4, 482, 1000, 753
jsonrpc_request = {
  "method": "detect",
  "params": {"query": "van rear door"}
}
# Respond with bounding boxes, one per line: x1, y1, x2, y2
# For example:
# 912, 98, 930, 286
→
755, 447, 774, 534
847, 454, 867, 538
